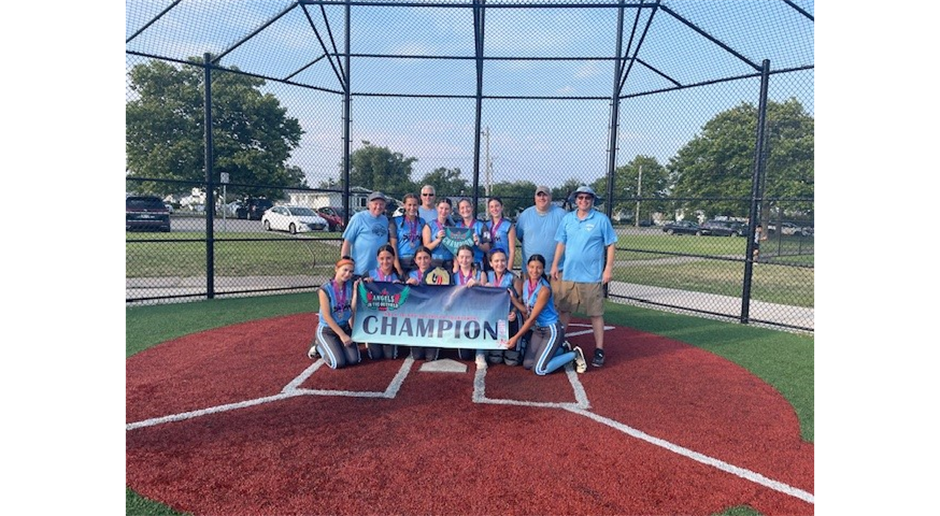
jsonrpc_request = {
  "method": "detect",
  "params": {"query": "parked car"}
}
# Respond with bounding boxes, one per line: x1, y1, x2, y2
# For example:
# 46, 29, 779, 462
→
316, 206, 347, 232
126, 196, 171, 232
236, 198, 274, 220
700, 220, 746, 237
223, 200, 243, 217
262, 205, 329, 234
768, 221, 803, 236
662, 220, 701, 235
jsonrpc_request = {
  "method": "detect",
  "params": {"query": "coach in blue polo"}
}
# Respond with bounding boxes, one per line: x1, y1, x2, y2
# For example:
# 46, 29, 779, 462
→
341, 191, 390, 278
549, 185, 617, 368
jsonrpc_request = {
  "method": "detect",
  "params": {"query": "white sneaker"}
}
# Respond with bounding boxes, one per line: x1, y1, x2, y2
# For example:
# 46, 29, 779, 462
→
573, 346, 587, 374
307, 345, 319, 360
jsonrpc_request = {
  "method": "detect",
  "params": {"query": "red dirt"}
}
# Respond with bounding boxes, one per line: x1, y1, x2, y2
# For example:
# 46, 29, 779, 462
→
126, 314, 813, 515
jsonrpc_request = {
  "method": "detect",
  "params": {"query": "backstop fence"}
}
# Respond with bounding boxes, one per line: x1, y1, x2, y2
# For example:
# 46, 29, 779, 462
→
126, 0, 814, 332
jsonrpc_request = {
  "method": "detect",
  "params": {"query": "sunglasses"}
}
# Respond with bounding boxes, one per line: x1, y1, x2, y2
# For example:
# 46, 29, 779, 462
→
536, 192, 549, 197
421, 193, 435, 196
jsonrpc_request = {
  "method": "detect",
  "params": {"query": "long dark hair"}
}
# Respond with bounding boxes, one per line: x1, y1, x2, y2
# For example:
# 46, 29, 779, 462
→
527, 254, 549, 283
376, 243, 396, 258
414, 245, 432, 258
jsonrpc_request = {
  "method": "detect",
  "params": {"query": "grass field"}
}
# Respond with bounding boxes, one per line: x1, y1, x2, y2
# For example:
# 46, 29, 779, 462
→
126, 293, 812, 516
126, 231, 813, 307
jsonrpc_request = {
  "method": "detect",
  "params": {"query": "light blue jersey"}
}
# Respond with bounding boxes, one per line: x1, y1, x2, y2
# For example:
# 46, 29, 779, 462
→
427, 219, 454, 262
318, 280, 353, 329
454, 218, 486, 265
484, 217, 513, 256
391, 215, 426, 261
522, 277, 559, 327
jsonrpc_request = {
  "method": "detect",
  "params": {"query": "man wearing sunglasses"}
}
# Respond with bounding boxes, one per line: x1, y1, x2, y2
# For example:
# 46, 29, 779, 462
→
418, 185, 441, 225
549, 185, 617, 368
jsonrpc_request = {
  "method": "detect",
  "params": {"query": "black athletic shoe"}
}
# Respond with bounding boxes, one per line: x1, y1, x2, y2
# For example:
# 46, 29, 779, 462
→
591, 348, 605, 368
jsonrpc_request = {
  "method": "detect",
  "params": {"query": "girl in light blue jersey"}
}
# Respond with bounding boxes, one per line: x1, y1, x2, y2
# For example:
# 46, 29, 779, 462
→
452, 244, 483, 361
361, 244, 401, 360
309, 258, 361, 369
507, 254, 586, 375
484, 248, 524, 366
405, 246, 441, 361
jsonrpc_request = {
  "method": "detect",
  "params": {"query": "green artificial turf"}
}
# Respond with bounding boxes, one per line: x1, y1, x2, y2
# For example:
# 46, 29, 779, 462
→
126, 294, 813, 515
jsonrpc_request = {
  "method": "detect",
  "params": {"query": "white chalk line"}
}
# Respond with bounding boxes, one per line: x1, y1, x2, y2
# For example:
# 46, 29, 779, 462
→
126, 323, 812, 504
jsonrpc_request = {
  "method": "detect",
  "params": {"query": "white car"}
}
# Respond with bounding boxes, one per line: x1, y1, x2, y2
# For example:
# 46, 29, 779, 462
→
261, 205, 329, 234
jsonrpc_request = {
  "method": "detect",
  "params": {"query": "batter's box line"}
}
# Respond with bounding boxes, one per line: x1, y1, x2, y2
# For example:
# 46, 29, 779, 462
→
127, 324, 608, 431
471, 323, 610, 410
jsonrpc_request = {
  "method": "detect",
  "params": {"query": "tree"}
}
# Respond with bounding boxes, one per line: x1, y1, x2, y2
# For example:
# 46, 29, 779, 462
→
667, 98, 814, 219
415, 166, 470, 199
347, 142, 417, 196
590, 156, 669, 223
126, 58, 305, 199
489, 180, 539, 217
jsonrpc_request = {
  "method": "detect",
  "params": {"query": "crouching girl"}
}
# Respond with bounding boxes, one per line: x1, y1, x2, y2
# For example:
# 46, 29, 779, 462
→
506, 254, 586, 375
309, 258, 361, 369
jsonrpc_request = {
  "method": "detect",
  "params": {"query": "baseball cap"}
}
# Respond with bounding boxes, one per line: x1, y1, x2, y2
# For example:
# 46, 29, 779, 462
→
535, 185, 551, 196
367, 191, 386, 202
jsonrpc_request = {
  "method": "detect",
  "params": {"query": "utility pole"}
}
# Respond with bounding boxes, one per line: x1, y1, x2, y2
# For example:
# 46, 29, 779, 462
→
634, 164, 642, 228
482, 126, 492, 197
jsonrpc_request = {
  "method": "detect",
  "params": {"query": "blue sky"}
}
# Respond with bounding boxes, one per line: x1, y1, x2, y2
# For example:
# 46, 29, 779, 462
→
126, 0, 814, 189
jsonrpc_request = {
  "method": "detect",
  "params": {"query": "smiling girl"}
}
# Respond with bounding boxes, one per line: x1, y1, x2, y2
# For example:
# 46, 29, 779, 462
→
309, 258, 361, 369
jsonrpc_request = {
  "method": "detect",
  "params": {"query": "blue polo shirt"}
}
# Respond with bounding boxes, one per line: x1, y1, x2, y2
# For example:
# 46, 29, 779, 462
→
342, 211, 389, 275
515, 205, 567, 269
554, 209, 617, 283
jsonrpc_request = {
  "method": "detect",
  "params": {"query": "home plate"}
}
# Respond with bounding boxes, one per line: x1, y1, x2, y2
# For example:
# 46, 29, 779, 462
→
419, 358, 468, 373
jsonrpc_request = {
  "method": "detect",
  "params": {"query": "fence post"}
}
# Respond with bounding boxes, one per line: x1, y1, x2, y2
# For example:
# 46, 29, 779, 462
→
341, 2, 351, 227
603, 1, 626, 299
204, 52, 215, 300
471, 0, 485, 215
741, 59, 770, 323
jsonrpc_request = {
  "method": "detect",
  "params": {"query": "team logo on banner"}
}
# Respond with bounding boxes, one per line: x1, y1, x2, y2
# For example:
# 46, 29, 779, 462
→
352, 281, 510, 349
358, 283, 409, 311
442, 226, 475, 255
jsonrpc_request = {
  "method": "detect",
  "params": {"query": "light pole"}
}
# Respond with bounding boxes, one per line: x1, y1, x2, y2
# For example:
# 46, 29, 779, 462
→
220, 172, 229, 231
634, 164, 642, 228
481, 126, 492, 197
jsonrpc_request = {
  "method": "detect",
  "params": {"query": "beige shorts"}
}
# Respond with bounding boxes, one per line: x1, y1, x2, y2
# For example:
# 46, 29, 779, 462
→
555, 279, 604, 317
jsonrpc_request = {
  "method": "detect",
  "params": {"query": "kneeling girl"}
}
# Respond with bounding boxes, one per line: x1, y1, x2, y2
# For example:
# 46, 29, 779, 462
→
310, 258, 361, 369
507, 254, 583, 375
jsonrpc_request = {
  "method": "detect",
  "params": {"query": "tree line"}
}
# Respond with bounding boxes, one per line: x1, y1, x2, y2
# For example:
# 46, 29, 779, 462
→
126, 59, 813, 221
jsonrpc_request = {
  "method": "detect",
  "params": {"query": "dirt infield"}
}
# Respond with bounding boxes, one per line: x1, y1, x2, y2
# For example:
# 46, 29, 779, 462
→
126, 313, 813, 515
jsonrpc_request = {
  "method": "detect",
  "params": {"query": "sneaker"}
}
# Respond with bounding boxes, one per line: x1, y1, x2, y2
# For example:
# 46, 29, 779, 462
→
591, 348, 605, 368
307, 345, 319, 359
561, 340, 573, 352
573, 346, 587, 374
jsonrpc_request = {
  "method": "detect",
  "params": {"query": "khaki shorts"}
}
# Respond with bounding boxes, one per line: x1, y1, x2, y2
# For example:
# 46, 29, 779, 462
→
555, 279, 604, 317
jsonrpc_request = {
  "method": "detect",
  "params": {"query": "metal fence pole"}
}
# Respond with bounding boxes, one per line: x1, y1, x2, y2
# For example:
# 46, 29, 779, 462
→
471, 0, 485, 214
603, 1, 626, 299
204, 52, 215, 299
741, 59, 770, 323
342, 2, 351, 226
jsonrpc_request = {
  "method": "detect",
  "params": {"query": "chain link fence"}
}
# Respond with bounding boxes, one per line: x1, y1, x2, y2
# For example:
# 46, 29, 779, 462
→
126, 0, 814, 332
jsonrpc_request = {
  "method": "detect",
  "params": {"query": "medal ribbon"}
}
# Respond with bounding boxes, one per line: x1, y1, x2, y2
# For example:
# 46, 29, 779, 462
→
489, 218, 503, 244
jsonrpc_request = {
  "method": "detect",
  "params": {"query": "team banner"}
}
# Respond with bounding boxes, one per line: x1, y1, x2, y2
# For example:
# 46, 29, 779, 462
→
442, 226, 475, 255
352, 281, 510, 349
